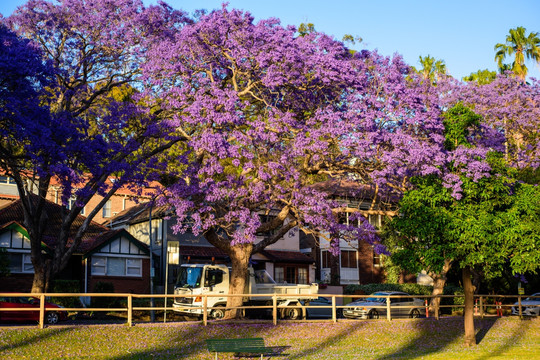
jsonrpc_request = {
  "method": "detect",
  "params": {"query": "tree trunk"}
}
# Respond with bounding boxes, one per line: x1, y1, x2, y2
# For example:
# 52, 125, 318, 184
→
30, 260, 52, 293
462, 266, 476, 347
329, 252, 340, 286
429, 258, 453, 317
225, 243, 253, 320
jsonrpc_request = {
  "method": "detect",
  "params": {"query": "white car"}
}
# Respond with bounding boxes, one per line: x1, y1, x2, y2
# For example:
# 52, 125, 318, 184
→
511, 293, 540, 316
343, 291, 424, 319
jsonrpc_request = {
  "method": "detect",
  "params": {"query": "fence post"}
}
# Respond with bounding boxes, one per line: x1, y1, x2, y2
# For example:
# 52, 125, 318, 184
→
518, 295, 522, 319
272, 295, 277, 326
425, 299, 429, 318
435, 296, 439, 320
39, 294, 45, 329
203, 295, 208, 326
332, 296, 337, 323
163, 294, 168, 323
386, 296, 391, 321
480, 296, 484, 319
127, 294, 133, 327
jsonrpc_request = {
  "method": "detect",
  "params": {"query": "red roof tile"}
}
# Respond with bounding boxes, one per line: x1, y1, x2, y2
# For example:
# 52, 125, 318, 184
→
0, 196, 113, 254
259, 249, 315, 264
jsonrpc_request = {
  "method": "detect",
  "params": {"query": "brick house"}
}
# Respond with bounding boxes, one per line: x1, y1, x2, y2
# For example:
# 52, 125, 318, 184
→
107, 203, 316, 292
0, 198, 150, 295
300, 179, 398, 285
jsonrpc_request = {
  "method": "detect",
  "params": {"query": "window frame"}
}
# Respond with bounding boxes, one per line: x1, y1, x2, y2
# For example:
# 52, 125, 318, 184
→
91, 255, 143, 277
102, 200, 112, 218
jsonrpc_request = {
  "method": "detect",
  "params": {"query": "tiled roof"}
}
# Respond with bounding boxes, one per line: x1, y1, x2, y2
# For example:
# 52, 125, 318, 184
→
177, 245, 314, 264
310, 179, 398, 204
259, 249, 315, 264
82, 228, 149, 255
179, 245, 229, 259
0, 196, 113, 254
105, 202, 172, 226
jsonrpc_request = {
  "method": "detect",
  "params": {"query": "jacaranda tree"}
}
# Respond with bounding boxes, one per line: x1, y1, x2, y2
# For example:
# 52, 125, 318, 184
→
2, 0, 191, 292
143, 6, 450, 318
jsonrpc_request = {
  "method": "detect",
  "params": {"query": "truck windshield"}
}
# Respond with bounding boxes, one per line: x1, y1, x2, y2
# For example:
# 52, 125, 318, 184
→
254, 270, 276, 284
175, 267, 203, 288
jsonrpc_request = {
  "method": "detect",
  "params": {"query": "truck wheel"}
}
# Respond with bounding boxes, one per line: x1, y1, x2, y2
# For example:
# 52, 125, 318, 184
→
286, 307, 302, 320
210, 306, 225, 319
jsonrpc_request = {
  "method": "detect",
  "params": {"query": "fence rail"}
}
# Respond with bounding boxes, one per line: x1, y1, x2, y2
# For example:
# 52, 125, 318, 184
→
0, 292, 537, 328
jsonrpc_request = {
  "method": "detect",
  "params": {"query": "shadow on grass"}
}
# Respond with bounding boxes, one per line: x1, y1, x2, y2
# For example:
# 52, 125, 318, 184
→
286, 321, 368, 360
0, 326, 73, 353
475, 318, 532, 360
378, 317, 516, 360
110, 320, 295, 360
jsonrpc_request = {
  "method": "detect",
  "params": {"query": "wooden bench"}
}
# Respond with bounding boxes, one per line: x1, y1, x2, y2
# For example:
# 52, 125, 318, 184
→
206, 338, 274, 359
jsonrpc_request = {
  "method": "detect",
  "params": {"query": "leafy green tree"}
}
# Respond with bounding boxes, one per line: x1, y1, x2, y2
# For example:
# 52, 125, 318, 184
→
463, 69, 497, 85
386, 104, 540, 346
495, 26, 540, 80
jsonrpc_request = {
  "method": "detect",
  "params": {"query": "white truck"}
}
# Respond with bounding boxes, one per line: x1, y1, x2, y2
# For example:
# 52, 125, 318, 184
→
172, 263, 319, 319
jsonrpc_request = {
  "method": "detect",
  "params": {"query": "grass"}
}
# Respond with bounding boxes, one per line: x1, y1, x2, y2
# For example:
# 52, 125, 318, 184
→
0, 317, 539, 359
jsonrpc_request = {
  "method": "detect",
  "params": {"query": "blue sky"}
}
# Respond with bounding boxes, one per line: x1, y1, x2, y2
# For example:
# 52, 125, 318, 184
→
1, 0, 540, 80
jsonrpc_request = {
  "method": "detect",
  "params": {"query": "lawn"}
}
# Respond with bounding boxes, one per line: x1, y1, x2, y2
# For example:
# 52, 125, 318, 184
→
0, 317, 539, 359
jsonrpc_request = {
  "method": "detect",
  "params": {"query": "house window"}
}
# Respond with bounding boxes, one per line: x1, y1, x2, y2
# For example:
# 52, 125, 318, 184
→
102, 200, 112, 218
0, 176, 13, 184
68, 197, 85, 215
368, 214, 385, 229
321, 250, 332, 268
274, 265, 308, 284
8, 253, 34, 273
274, 267, 284, 283
373, 248, 382, 267
341, 250, 358, 268
298, 267, 308, 284
91, 256, 142, 277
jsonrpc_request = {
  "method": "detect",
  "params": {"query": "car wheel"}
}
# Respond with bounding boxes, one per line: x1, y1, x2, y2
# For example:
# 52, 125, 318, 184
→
286, 307, 302, 320
368, 310, 379, 319
336, 308, 344, 318
409, 309, 421, 318
46, 312, 60, 325
209, 306, 225, 320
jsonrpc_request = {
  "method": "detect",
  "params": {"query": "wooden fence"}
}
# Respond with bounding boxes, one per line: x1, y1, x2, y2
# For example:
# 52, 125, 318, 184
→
0, 292, 536, 328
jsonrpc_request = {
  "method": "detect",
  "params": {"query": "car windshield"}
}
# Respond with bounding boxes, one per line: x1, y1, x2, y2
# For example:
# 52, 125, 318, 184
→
175, 267, 203, 288
366, 292, 389, 303
526, 293, 540, 301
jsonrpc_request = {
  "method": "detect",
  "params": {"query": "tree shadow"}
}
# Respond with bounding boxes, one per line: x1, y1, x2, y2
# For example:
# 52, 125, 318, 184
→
378, 317, 528, 360
286, 321, 368, 359
474, 318, 532, 360
110, 320, 297, 359
0, 327, 73, 353
376, 317, 498, 360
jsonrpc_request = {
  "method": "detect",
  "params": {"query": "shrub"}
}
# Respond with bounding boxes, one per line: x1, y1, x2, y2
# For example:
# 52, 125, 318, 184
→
91, 282, 119, 309
50, 280, 82, 309
344, 283, 433, 296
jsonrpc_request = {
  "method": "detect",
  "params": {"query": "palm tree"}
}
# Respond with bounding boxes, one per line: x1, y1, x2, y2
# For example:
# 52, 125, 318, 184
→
413, 55, 447, 84
495, 26, 540, 81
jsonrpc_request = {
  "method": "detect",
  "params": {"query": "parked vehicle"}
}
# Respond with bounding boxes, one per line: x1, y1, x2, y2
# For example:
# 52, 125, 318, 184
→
511, 293, 540, 316
343, 291, 424, 319
0, 296, 67, 324
302, 296, 343, 319
173, 264, 319, 319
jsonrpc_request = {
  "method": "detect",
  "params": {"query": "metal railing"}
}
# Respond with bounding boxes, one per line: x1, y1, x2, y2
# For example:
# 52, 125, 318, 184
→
0, 292, 537, 328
